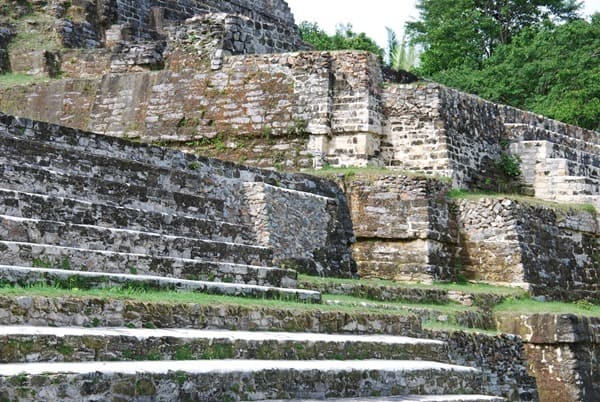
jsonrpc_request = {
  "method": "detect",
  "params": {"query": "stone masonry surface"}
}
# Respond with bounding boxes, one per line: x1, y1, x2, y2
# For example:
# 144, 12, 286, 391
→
0, 112, 357, 277
496, 314, 600, 402
455, 197, 599, 302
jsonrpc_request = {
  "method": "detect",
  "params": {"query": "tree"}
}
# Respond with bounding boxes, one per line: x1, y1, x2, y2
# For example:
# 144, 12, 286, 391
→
386, 28, 419, 71
299, 22, 384, 59
433, 15, 600, 131
407, 0, 582, 75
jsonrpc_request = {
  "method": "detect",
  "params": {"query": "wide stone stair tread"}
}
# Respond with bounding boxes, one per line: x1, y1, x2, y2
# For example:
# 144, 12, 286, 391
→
504, 122, 600, 149
261, 396, 504, 401
0, 326, 448, 363
1, 114, 219, 173
0, 294, 421, 335
0, 242, 297, 287
0, 214, 273, 266
0, 265, 311, 300
0, 360, 485, 400
0, 134, 232, 196
0, 163, 231, 223
0, 188, 255, 244
323, 298, 492, 330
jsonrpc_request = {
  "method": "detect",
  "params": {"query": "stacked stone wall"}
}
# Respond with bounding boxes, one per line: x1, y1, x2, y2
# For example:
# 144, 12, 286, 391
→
455, 197, 599, 301
381, 84, 450, 176
243, 181, 356, 276
114, 0, 296, 38
342, 174, 457, 282
424, 330, 538, 401
0, 50, 382, 170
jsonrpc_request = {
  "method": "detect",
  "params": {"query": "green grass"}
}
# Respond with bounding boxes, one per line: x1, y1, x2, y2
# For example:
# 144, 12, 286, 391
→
7, 12, 61, 52
299, 274, 527, 296
0, 284, 414, 316
422, 321, 501, 335
495, 297, 600, 318
448, 189, 597, 215
0, 73, 51, 88
301, 166, 452, 183
323, 294, 470, 314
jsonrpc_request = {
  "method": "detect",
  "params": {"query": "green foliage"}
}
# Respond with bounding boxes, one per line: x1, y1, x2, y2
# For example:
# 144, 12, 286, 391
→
0, 73, 51, 88
407, 0, 598, 131
386, 28, 419, 71
299, 22, 384, 59
496, 152, 522, 178
408, 0, 581, 75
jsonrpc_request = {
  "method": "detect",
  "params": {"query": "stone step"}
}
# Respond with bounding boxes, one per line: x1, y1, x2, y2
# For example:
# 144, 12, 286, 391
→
324, 298, 494, 330
505, 122, 600, 150
0, 326, 446, 363
0, 241, 296, 287
0, 162, 236, 224
0, 360, 484, 401
0, 294, 422, 336
0, 113, 215, 175
0, 214, 273, 267
0, 188, 255, 244
0, 134, 231, 201
0, 265, 314, 301
260, 396, 504, 402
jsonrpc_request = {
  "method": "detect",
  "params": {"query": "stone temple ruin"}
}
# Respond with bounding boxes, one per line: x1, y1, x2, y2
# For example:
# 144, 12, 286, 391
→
0, 0, 598, 401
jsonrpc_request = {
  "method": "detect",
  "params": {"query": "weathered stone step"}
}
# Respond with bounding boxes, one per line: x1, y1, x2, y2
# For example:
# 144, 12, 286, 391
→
0, 360, 483, 401
261, 396, 504, 401
0, 215, 273, 266
324, 298, 494, 330
0, 294, 422, 336
0, 241, 296, 287
0, 163, 236, 224
0, 134, 231, 199
0, 326, 446, 363
0, 188, 255, 244
505, 122, 600, 150
0, 265, 313, 301
1, 113, 214, 175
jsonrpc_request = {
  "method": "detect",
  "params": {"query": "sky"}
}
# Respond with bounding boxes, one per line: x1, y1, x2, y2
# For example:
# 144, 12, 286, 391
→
286, 0, 600, 50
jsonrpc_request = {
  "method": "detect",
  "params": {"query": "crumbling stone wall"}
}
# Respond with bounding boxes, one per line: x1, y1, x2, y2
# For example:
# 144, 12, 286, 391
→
167, 13, 309, 70
496, 314, 600, 402
114, 0, 297, 39
0, 50, 381, 170
455, 197, 599, 302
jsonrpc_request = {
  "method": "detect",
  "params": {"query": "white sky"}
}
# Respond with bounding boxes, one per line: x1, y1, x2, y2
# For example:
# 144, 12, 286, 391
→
286, 0, 600, 50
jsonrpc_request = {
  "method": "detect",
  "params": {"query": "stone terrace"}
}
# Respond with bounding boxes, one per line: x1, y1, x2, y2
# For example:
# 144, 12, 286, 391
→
0, 112, 513, 401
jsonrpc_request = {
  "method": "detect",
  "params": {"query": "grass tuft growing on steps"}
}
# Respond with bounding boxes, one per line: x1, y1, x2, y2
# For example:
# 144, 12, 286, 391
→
0, 284, 417, 316
495, 297, 600, 318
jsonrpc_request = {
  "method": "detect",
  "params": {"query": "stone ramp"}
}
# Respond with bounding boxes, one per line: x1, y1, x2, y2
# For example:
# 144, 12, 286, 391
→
0, 360, 484, 401
0, 265, 311, 300
0, 326, 447, 363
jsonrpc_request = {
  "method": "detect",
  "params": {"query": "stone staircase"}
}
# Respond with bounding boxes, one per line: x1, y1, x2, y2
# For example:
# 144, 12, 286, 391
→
0, 114, 504, 401
507, 123, 600, 214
